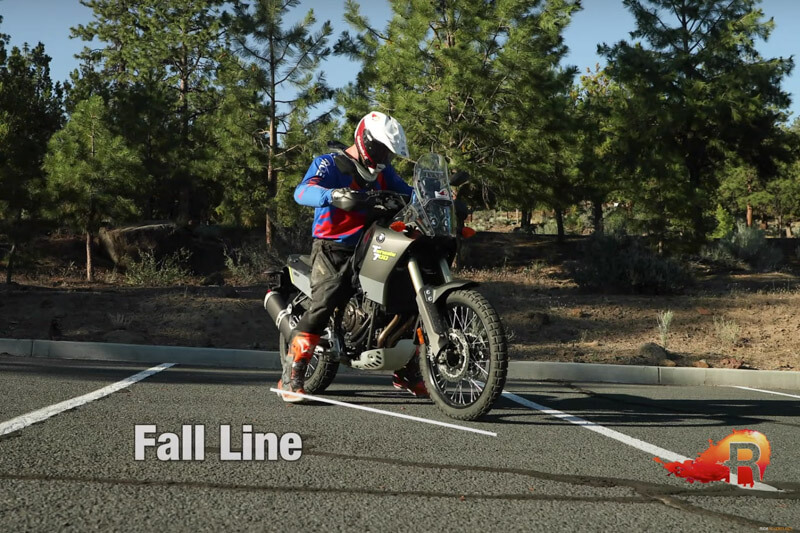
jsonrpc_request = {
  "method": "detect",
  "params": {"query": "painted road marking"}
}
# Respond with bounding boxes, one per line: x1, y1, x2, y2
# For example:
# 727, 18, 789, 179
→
269, 388, 497, 437
0, 363, 175, 437
731, 386, 800, 400
501, 390, 781, 493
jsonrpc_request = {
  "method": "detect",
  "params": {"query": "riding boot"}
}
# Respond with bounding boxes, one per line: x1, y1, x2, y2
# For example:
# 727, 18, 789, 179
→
277, 331, 321, 403
392, 352, 429, 398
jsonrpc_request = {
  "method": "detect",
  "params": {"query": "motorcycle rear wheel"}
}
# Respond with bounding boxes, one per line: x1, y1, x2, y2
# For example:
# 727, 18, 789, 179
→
279, 331, 339, 394
420, 289, 508, 421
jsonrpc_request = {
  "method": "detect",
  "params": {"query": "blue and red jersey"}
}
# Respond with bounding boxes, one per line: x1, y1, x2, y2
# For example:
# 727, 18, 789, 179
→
294, 153, 413, 247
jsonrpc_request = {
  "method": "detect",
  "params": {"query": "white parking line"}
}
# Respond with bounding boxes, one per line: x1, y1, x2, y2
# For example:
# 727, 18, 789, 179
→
269, 388, 497, 437
0, 363, 175, 437
502, 390, 782, 493
731, 386, 800, 400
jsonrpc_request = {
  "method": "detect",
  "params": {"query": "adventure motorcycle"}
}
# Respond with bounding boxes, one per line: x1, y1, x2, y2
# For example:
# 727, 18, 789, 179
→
264, 152, 508, 420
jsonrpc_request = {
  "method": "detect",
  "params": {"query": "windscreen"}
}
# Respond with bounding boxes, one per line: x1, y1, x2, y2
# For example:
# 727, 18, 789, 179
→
398, 153, 456, 237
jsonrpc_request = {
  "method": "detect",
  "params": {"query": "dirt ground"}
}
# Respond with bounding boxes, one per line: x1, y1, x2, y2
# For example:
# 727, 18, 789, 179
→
1, 232, 799, 371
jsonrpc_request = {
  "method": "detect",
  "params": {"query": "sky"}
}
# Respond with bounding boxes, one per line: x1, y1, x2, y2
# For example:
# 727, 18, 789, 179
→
1, 0, 798, 121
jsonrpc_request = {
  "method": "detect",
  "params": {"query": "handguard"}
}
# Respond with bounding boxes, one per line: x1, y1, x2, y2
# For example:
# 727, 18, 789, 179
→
329, 188, 369, 211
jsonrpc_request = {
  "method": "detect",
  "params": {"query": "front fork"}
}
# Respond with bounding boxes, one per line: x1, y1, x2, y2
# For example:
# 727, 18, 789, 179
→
408, 257, 465, 358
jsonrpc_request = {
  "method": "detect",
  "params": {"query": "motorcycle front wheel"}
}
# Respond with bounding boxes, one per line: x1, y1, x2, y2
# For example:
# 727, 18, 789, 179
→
420, 289, 508, 421
279, 330, 339, 394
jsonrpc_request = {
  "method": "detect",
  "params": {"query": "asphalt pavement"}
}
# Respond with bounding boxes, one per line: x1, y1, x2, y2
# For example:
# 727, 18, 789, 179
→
0, 354, 797, 532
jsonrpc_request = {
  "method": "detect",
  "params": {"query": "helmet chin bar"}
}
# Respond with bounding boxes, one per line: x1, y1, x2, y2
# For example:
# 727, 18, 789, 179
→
355, 157, 379, 186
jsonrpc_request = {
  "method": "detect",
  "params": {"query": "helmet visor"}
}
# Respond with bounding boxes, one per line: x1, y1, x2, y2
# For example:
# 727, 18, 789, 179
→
363, 134, 394, 168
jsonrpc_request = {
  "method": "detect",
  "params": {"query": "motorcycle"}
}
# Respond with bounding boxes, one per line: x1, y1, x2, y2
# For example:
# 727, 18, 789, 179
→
264, 153, 508, 421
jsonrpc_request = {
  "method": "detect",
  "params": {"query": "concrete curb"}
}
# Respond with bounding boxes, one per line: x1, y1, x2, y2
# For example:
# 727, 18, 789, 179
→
1, 338, 798, 390
509, 361, 800, 390
0, 338, 282, 370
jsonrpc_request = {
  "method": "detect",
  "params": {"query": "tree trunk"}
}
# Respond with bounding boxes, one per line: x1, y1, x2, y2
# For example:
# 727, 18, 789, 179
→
85, 231, 94, 282
520, 209, 531, 230
555, 209, 565, 244
5, 209, 23, 284
5, 242, 16, 285
177, 49, 192, 225
746, 203, 753, 228
265, 36, 278, 248
686, 157, 706, 248
592, 198, 604, 236
265, 211, 274, 248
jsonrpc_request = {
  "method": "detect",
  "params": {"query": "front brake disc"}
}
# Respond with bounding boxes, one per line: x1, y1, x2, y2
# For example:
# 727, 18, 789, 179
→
436, 330, 471, 382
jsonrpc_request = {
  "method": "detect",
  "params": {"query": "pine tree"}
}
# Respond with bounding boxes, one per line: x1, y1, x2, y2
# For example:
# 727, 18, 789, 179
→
228, 0, 335, 245
495, 0, 581, 242
339, 0, 580, 232
44, 96, 144, 282
72, 0, 230, 223
0, 42, 64, 283
572, 67, 628, 236
200, 54, 271, 228
601, 0, 794, 248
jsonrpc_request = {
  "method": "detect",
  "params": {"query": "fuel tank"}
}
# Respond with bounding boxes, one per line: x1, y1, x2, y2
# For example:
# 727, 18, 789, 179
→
357, 225, 413, 306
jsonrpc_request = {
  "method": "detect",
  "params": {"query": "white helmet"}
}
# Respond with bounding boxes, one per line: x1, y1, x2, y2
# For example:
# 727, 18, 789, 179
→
354, 111, 409, 182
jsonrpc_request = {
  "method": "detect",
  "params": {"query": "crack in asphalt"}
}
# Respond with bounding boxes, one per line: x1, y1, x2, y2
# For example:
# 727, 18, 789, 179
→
305, 450, 798, 500
0, 472, 651, 504
306, 450, 793, 528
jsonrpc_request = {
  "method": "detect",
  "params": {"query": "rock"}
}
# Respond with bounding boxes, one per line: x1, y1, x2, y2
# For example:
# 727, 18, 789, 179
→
99, 222, 189, 266
718, 357, 745, 369
99, 222, 227, 275
525, 311, 550, 327
659, 359, 677, 367
693, 359, 710, 368
637, 342, 667, 364
102, 330, 149, 345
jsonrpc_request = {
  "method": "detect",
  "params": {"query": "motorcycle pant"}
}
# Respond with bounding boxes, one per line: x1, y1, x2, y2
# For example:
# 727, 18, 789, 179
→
295, 239, 357, 336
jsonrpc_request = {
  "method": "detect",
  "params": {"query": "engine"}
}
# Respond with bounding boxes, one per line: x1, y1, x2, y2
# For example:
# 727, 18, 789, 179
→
341, 298, 370, 336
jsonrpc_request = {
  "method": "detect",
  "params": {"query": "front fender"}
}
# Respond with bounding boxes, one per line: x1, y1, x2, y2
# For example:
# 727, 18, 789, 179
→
416, 280, 479, 357
423, 280, 479, 305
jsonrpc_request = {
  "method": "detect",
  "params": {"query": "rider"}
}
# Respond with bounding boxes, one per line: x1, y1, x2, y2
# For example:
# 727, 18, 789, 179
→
277, 111, 429, 403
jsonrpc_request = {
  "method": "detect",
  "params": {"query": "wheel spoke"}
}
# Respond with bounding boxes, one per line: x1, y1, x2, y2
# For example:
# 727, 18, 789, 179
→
427, 298, 504, 412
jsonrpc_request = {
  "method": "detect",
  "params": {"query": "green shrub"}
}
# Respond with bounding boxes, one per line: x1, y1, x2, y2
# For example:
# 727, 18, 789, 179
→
713, 316, 740, 346
603, 208, 630, 235
710, 205, 735, 239
567, 234, 691, 294
224, 243, 281, 285
712, 221, 783, 271
124, 249, 192, 286
541, 219, 559, 235
657, 309, 674, 350
699, 245, 748, 271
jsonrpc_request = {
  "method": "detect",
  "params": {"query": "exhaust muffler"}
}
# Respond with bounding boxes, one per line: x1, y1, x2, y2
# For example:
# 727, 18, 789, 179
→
263, 291, 295, 341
